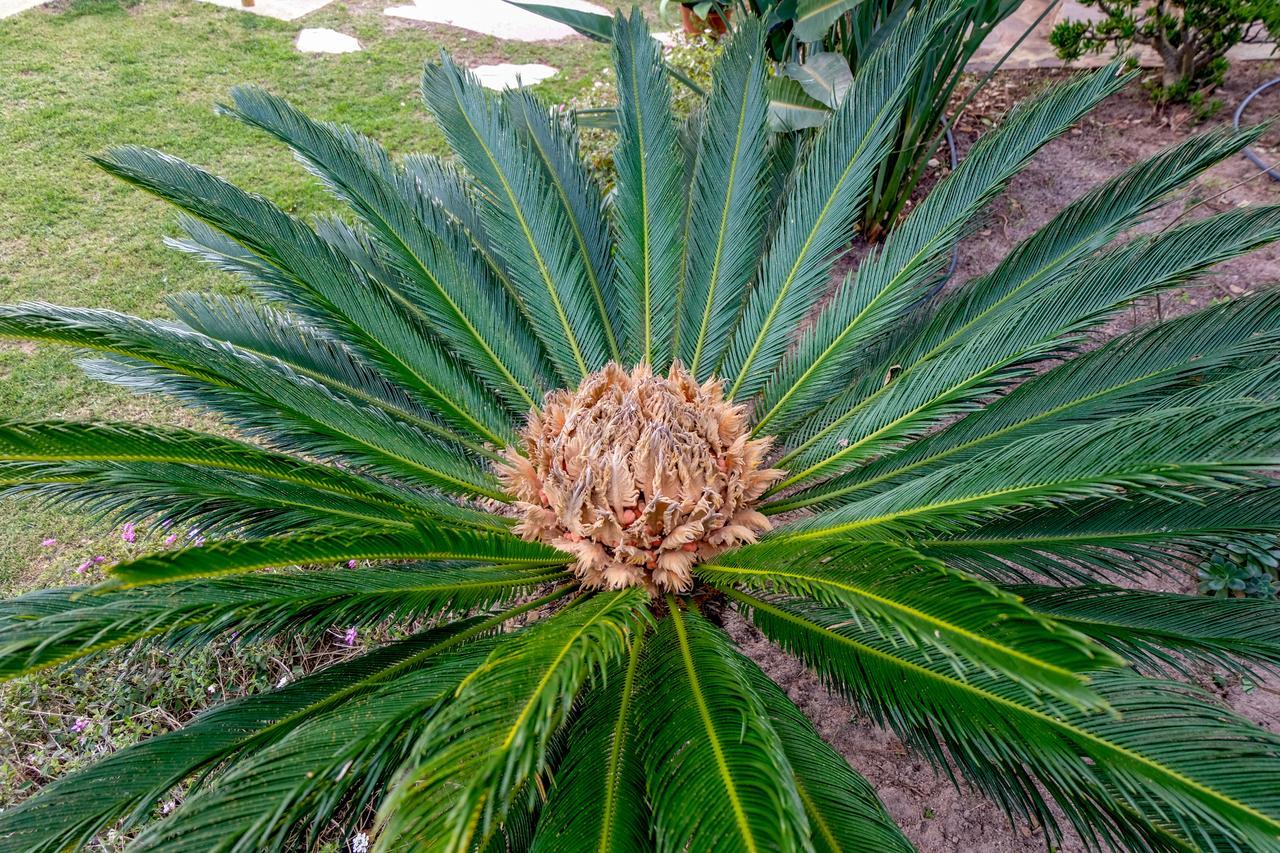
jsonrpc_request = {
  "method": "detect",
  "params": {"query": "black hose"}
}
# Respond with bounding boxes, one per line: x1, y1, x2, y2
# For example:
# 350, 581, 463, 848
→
1233, 76, 1280, 182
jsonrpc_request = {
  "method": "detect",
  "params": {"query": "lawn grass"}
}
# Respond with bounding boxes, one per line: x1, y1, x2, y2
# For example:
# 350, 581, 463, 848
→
0, 0, 613, 591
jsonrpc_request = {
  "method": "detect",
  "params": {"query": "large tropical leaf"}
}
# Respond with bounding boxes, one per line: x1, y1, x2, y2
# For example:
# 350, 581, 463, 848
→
698, 539, 1119, 708
734, 591, 1280, 852
376, 589, 648, 851
638, 602, 810, 852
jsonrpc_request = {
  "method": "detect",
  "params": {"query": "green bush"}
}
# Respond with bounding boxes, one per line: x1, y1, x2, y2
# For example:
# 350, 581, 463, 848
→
1051, 0, 1280, 110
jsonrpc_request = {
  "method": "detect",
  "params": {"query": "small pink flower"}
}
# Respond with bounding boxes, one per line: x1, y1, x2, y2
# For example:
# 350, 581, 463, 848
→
343, 627, 358, 646
164, 533, 178, 546
75, 559, 92, 575
41, 538, 57, 547
187, 528, 201, 539
346, 560, 357, 569
93, 555, 107, 564
121, 522, 136, 544
71, 717, 89, 733
160, 518, 174, 529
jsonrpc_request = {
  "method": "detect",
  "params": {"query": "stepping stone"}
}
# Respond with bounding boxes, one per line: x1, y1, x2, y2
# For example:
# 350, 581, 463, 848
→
296, 27, 361, 53
0, 0, 50, 18
470, 62, 558, 90
195, 0, 333, 22
384, 0, 608, 41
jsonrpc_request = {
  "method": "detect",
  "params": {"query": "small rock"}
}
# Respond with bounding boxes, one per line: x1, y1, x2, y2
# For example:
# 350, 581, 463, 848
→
469, 63, 558, 91
296, 28, 361, 54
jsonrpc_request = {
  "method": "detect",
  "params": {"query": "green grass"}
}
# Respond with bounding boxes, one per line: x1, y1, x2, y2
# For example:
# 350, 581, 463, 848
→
0, 0, 613, 592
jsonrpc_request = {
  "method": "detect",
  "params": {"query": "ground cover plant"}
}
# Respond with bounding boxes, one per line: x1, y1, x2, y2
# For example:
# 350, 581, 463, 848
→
4, 3, 1280, 850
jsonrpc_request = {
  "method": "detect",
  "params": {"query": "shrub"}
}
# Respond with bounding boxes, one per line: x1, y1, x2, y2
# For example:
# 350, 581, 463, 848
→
4, 6, 1280, 850
1050, 0, 1280, 110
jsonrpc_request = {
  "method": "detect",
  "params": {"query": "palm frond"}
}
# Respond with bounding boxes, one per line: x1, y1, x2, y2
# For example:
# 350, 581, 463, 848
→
719, 0, 947, 399
767, 290, 1280, 513
675, 19, 771, 378
0, 564, 562, 680
777, 205, 1280, 489
0, 303, 504, 496
698, 539, 1118, 708
222, 87, 551, 412
921, 485, 1280, 583
0, 619, 508, 853
130, 634, 505, 852
741, 652, 913, 853
531, 630, 650, 851
99, 524, 563, 589
1014, 584, 1280, 678
376, 589, 648, 852
638, 600, 810, 852
503, 87, 621, 362
733, 591, 1280, 852
610, 10, 685, 367
420, 55, 611, 382
902, 124, 1263, 365
93, 146, 512, 446
779, 402, 1280, 542
753, 62, 1130, 436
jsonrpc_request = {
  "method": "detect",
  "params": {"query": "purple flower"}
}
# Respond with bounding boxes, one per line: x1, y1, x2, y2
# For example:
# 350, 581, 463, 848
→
160, 518, 174, 530
343, 627, 358, 646
93, 555, 107, 564
41, 537, 57, 547
75, 559, 92, 575
71, 717, 89, 733
346, 560, 357, 569
164, 533, 178, 547
186, 528, 201, 539
121, 522, 136, 544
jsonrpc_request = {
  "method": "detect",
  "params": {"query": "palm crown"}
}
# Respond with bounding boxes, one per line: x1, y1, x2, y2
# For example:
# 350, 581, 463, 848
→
5, 4, 1280, 851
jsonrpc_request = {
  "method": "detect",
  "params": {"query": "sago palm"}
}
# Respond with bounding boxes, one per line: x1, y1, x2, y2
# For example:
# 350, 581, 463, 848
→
4, 5, 1280, 851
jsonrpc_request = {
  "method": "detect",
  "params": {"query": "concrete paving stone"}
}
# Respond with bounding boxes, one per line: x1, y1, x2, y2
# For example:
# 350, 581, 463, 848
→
384, 0, 608, 41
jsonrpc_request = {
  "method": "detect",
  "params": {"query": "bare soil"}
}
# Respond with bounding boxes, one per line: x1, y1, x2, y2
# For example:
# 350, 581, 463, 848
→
740, 61, 1280, 853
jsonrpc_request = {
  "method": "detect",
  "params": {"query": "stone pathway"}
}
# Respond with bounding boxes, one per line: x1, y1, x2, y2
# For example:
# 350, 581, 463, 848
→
297, 27, 361, 52
383, 0, 608, 41
0, 0, 49, 18
194, 0, 333, 21
471, 62, 558, 89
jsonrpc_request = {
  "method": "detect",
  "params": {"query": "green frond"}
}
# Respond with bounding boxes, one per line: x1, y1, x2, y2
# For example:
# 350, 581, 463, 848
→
767, 291, 1280, 513
921, 486, 1280, 583
901, 124, 1263, 367
503, 87, 621, 362
741, 655, 912, 853
779, 403, 1280, 543
130, 633, 506, 852
0, 420, 456, 529
610, 10, 685, 367
0, 620, 505, 853
1014, 584, 1280, 678
638, 601, 810, 852
376, 589, 648, 852
531, 629, 650, 852
100, 523, 563, 589
421, 54, 611, 382
776, 204, 1280, 490
93, 146, 513, 446
675, 19, 771, 378
0, 303, 504, 496
719, 0, 947, 399
222, 86, 552, 412
698, 539, 1118, 708
753, 61, 1129, 437
0, 563, 562, 680
733, 591, 1280, 852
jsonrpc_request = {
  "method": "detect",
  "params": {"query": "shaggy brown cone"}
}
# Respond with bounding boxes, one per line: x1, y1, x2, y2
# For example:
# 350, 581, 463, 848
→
498, 363, 783, 592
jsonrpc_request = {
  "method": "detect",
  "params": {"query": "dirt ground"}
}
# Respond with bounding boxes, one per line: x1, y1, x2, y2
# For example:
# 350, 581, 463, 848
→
737, 61, 1280, 853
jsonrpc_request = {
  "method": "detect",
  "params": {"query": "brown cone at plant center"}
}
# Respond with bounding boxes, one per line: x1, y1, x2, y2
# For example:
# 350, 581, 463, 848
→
498, 362, 783, 592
